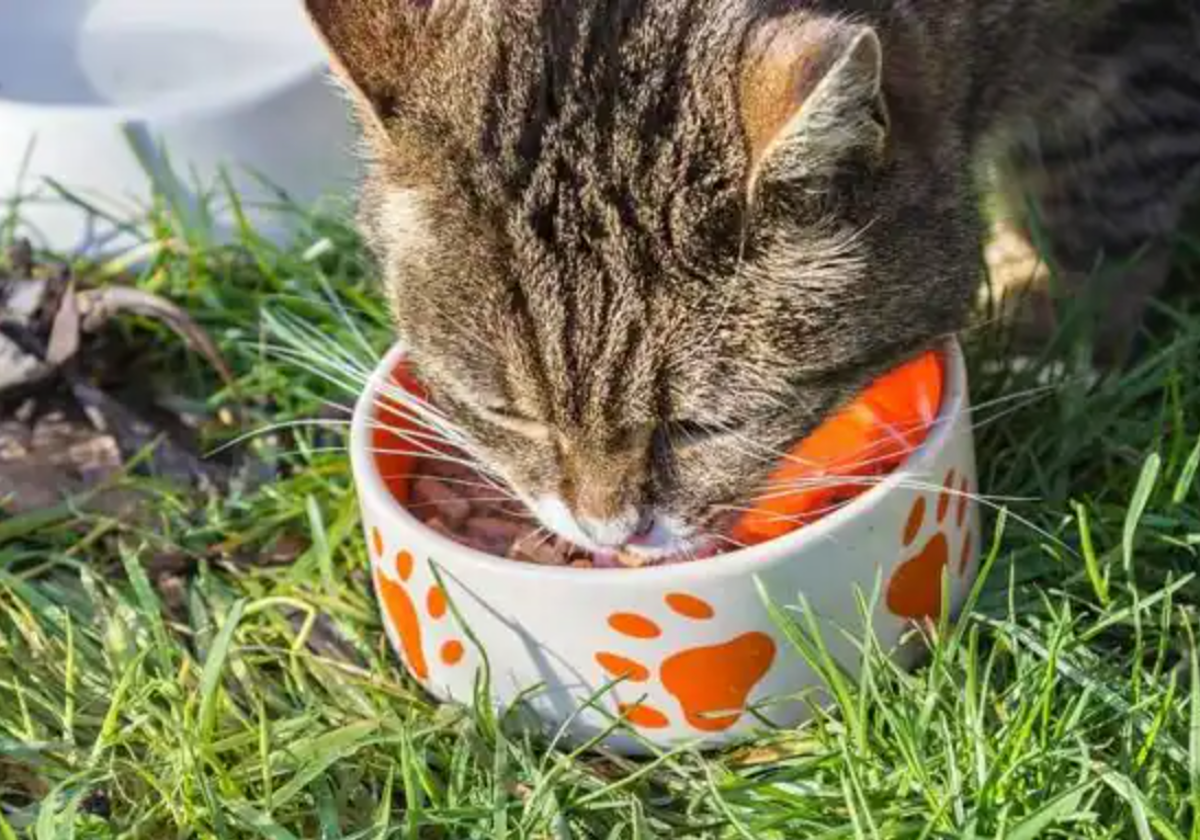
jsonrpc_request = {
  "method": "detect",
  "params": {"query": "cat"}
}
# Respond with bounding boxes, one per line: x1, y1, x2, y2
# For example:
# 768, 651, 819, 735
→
304, 0, 1200, 560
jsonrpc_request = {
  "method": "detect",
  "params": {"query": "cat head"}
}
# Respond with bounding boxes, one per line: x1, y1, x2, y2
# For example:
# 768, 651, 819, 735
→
306, 0, 980, 558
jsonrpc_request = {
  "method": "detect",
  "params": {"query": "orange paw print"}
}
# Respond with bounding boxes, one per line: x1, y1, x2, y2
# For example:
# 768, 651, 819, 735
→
370, 526, 464, 680
886, 468, 974, 620
595, 593, 777, 733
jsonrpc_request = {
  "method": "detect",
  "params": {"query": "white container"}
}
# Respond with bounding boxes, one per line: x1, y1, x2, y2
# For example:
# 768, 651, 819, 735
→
350, 340, 981, 755
0, 0, 358, 254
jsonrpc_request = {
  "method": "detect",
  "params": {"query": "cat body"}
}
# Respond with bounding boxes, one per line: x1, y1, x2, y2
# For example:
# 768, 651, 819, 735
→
306, 0, 1200, 558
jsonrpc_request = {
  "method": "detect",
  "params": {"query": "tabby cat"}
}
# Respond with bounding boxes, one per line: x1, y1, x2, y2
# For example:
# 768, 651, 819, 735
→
305, 0, 1200, 559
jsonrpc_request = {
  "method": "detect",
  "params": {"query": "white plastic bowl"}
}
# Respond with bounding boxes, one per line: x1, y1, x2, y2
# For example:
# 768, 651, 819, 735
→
0, 0, 358, 254
350, 340, 981, 754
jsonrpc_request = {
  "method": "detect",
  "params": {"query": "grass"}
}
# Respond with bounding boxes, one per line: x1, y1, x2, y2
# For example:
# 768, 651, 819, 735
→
2, 190, 1200, 839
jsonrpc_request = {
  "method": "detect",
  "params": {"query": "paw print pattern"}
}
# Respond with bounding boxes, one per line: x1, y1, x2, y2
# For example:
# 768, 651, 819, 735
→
370, 526, 464, 680
595, 593, 777, 733
885, 468, 974, 619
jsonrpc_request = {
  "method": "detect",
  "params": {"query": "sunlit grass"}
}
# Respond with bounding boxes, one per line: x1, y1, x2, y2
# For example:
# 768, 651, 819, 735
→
2, 194, 1200, 838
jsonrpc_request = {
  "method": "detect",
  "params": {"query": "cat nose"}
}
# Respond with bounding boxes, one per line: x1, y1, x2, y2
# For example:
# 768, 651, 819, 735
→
577, 507, 653, 548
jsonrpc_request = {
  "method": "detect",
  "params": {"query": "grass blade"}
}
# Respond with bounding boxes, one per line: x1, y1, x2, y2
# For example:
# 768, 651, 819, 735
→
198, 599, 247, 743
119, 545, 174, 675
1174, 435, 1200, 504
1123, 452, 1161, 577
228, 802, 302, 840
270, 720, 382, 808
1101, 768, 1186, 840
1073, 501, 1109, 606
1004, 781, 1094, 840
1186, 612, 1200, 840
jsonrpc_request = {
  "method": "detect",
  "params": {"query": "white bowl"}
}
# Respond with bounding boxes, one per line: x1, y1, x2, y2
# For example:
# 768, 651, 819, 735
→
350, 340, 980, 754
0, 0, 358, 254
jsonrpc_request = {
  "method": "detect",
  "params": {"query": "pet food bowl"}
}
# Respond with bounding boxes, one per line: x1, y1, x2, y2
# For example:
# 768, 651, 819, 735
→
350, 339, 980, 754
0, 0, 358, 255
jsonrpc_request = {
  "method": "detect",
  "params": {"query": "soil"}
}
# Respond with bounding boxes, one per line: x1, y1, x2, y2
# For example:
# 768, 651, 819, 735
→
0, 239, 237, 517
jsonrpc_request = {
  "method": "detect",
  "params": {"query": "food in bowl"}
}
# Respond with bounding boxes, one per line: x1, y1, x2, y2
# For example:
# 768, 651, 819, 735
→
350, 338, 979, 754
370, 349, 946, 567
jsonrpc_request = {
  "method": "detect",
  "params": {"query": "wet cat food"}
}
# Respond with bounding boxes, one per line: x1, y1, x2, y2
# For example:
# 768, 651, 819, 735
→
372, 350, 946, 568
406, 459, 612, 567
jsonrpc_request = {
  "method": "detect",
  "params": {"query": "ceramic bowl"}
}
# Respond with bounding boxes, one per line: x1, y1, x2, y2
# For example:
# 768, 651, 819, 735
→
350, 339, 980, 754
0, 0, 357, 255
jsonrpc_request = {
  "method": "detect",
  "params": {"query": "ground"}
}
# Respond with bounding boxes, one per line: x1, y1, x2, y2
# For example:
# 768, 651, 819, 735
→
1, 196, 1199, 839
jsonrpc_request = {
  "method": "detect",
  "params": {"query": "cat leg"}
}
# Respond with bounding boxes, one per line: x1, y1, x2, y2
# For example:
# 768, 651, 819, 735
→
984, 35, 1200, 366
991, 160, 1189, 366
979, 215, 1057, 354
981, 210, 1180, 367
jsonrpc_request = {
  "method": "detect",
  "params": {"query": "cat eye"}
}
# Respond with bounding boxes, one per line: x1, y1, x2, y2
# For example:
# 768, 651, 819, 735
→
481, 405, 549, 439
663, 418, 734, 443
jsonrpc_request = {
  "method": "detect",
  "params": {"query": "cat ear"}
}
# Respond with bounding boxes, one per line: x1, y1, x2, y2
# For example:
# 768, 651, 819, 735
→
740, 16, 889, 193
304, 0, 436, 138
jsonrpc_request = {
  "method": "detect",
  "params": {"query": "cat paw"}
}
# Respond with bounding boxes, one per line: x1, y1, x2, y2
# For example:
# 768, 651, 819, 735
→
978, 220, 1059, 348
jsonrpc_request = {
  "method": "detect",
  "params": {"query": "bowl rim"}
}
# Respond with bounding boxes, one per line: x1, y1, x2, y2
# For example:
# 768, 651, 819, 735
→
350, 337, 969, 586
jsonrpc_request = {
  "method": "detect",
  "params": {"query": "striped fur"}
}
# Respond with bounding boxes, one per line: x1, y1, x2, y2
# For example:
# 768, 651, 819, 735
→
985, 0, 1200, 359
306, 0, 1200, 551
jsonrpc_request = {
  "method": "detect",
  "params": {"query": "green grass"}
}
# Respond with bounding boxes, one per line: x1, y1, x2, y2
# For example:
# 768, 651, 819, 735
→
2, 192, 1200, 839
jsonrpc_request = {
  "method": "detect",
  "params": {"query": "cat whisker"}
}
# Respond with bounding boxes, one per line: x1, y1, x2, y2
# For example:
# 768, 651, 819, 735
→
382, 472, 524, 500
371, 387, 463, 436
255, 334, 375, 387
367, 446, 502, 476
725, 377, 1067, 478
370, 413, 470, 452
509, 528, 543, 552
368, 398, 474, 452
255, 343, 379, 403
268, 445, 352, 457
893, 481, 1069, 554
404, 496, 526, 511
371, 376, 457, 422
966, 394, 1058, 434
260, 324, 376, 396
203, 418, 354, 458
371, 390, 452, 432
366, 417, 468, 451
316, 400, 355, 416
312, 271, 381, 364
711, 505, 828, 527
255, 319, 468, 448
244, 440, 519, 500
757, 474, 1032, 505
727, 475, 1071, 556
265, 306, 377, 369
704, 531, 748, 551
252, 341, 369, 388
203, 400, 469, 473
